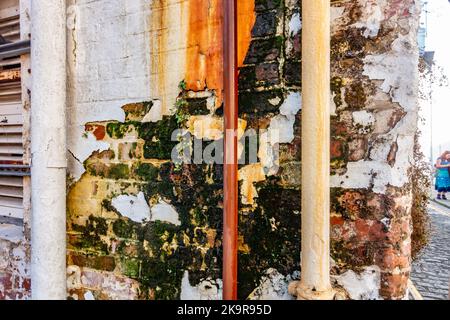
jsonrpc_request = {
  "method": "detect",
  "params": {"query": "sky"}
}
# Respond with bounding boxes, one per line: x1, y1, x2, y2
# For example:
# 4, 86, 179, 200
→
420, 0, 450, 161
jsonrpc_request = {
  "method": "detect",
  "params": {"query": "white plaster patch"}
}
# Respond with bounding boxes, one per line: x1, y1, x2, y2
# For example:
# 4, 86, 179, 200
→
180, 271, 222, 300
111, 192, 151, 223
142, 100, 163, 123
363, 35, 419, 112
151, 200, 181, 226
269, 115, 296, 145
352, 0, 385, 38
84, 291, 95, 300
279, 92, 302, 117
69, 131, 111, 181
269, 92, 301, 145
67, 265, 82, 290
288, 12, 301, 36
12, 246, 27, 275
258, 131, 279, 176
67, 0, 152, 182
331, 6, 346, 25
353, 110, 375, 127
331, 159, 408, 194
248, 269, 299, 300
334, 20, 418, 193
333, 266, 381, 300
269, 97, 281, 106
259, 92, 302, 174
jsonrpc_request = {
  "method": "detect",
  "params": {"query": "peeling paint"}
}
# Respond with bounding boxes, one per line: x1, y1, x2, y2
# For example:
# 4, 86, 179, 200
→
112, 192, 151, 223
288, 12, 301, 36
352, 0, 384, 38
248, 269, 298, 300
363, 34, 419, 112
333, 266, 381, 300
150, 200, 181, 226
142, 100, 163, 123
180, 271, 222, 300
238, 164, 266, 205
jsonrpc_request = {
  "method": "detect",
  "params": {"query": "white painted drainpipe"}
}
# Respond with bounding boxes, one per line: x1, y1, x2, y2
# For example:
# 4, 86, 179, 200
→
30, 0, 67, 300
289, 0, 335, 300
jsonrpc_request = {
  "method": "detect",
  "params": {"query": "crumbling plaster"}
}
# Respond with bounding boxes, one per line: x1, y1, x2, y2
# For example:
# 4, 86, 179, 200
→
67, 0, 153, 181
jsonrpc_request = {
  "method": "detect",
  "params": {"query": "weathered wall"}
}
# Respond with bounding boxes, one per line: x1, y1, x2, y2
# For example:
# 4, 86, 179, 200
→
0, 227, 30, 300
329, 0, 420, 299
65, 0, 420, 300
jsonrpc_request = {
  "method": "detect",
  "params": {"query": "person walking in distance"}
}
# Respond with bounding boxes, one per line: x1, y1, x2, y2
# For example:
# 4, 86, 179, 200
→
435, 151, 450, 200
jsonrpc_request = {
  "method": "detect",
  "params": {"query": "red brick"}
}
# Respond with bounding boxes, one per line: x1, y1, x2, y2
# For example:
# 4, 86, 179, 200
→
93, 125, 106, 140
380, 272, 409, 300
331, 139, 344, 159
0, 272, 13, 291
331, 216, 345, 226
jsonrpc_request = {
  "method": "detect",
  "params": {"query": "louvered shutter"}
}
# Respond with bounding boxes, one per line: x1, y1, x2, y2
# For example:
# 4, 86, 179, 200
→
0, 0, 29, 222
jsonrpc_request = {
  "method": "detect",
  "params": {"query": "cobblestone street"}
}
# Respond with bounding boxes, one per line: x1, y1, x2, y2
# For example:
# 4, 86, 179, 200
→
411, 203, 450, 300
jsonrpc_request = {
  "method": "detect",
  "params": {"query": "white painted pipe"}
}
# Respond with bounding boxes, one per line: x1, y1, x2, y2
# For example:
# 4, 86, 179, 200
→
289, 0, 334, 300
30, 0, 67, 300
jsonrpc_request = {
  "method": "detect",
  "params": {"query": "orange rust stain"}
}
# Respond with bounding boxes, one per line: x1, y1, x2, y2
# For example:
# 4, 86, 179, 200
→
237, 0, 256, 68
185, 0, 255, 108
150, 0, 168, 112
185, 0, 223, 96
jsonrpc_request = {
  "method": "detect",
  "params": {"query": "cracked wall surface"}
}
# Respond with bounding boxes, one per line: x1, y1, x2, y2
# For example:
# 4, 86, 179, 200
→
64, 0, 420, 300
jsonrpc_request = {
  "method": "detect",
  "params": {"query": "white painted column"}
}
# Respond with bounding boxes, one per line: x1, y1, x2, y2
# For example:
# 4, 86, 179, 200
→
289, 0, 334, 300
30, 0, 67, 300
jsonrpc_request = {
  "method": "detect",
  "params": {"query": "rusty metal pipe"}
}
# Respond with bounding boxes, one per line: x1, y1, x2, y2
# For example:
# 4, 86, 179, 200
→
223, 0, 239, 301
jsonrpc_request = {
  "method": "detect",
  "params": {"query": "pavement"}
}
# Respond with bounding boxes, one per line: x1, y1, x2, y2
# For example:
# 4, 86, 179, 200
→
411, 201, 450, 300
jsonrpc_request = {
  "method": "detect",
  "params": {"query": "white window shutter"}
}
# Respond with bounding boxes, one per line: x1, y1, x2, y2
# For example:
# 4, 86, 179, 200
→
0, 0, 27, 223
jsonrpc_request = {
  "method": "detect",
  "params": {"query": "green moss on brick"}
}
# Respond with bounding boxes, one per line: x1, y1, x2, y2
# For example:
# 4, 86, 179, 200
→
108, 164, 130, 180
139, 115, 179, 159
121, 257, 141, 278
134, 162, 159, 181
71, 215, 109, 254
113, 219, 137, 239
106, 123, 128, 139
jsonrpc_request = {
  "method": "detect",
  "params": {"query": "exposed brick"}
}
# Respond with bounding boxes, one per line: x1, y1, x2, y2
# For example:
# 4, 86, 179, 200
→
93, 125, 106, 140
239, 90, 284, 115
244, 38, 282, 65
255, 62, 280, 85
284, 59, 301, 86
0, 272, 13, 291
69, 253, 116, 272
252, 11, 278, 37
255, 0, 283, 12
348, 138, 367, 162
380, 272, 410, 300
331, 139, 345, 159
